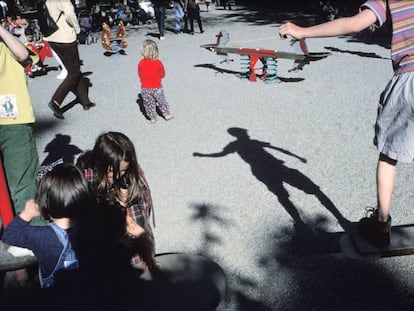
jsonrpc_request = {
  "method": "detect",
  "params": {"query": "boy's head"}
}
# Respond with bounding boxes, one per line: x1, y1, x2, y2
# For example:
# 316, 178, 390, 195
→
36, 164, 90, 221
140, 39, 159, 59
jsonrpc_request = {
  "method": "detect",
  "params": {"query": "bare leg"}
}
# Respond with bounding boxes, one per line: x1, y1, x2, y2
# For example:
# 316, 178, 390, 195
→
376, 153, 397, 222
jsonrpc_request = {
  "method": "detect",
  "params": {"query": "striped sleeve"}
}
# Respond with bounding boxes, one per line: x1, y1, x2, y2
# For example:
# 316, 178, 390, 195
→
362, 0, 387, 27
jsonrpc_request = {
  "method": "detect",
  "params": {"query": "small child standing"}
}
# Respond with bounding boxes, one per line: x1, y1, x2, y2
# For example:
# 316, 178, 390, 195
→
2, 164, 89, 289
138, 39, 173, 123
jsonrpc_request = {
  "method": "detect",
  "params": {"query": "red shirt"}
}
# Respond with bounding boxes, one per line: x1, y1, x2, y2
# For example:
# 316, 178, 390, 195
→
137, 58, 165, 88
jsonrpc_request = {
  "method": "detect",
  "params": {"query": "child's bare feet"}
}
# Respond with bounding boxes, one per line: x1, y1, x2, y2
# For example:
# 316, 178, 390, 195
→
150, 119, 157, 124
164, 114, 173, 121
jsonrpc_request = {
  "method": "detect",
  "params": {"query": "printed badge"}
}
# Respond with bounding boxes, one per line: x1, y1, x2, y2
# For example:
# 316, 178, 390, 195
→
0, 95, 18, 119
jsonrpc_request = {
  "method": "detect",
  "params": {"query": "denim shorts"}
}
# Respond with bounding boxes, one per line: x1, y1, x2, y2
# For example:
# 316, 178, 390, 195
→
374, 71, 414, 163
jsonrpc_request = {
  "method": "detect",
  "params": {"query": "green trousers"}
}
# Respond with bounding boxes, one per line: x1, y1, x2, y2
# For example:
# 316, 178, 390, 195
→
0, 124, 44, 226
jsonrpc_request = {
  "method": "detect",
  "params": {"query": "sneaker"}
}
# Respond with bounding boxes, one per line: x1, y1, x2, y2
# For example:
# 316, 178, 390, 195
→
48, 101, 64, 119
160, 36, 165, 40
358, 207, 391, 248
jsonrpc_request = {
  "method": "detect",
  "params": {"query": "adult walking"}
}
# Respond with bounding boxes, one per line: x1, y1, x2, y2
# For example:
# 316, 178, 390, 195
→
44, 0, 95, 120
152, 0, 168, 40
172, 0, 186, 33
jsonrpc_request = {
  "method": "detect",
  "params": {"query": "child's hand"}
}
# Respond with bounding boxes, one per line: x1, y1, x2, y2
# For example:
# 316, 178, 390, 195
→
117, 188, 129, 207
126, 215, 145, 238
19, 199, 41, 221
279, 22, 305, 40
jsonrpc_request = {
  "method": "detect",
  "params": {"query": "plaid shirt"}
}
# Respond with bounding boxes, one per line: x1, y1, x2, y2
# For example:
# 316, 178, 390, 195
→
83, 164, 155, 265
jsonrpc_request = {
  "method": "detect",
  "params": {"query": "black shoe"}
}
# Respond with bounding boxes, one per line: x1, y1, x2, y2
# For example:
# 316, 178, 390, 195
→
358, 207, 391, 248
82, 102, 96, 111
48, 101, 64, 119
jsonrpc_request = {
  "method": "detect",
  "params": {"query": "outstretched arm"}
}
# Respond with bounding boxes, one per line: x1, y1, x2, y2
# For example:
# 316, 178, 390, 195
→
264, 144, 307, 163
279, 8, 378, 40
193, 145, 235, 158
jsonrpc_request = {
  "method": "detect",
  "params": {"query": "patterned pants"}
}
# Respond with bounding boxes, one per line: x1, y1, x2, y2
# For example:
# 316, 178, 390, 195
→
141, 88, 170, 120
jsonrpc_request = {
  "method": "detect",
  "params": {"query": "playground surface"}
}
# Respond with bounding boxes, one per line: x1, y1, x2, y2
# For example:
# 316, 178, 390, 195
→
2, 4, 414, 311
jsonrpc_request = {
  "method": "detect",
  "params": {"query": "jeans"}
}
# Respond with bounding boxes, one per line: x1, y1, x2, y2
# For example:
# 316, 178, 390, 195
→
173, 1, 185, 31
0, 124, 41, 224
48, 41, 91, 107
154, 6, 166, 37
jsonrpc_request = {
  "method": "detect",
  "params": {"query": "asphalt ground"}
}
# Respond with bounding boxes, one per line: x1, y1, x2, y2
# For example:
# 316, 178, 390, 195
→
2, 3, 414, 310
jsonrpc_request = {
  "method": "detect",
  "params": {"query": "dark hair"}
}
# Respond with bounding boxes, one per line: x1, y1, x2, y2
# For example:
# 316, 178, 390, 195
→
88, 132, 142, 203
24, 27, 34, 36
36, 164, 90, 220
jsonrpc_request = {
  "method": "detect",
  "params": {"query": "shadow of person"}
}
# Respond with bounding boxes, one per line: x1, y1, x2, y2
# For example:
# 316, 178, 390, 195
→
41, 134, 83, 166
193, 127, 351, 232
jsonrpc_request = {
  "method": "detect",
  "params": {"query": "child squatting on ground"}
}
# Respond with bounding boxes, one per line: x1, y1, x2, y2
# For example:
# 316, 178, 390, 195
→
138, 39, 173, 123
77, 131, 159, 270
279, 0, 414, 248
2, 164, 87, 289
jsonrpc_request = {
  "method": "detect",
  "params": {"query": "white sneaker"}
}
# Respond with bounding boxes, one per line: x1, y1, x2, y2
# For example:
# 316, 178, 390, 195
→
7, 246, 35, 257
57, 69, 68, 80
160, 36, 165, 40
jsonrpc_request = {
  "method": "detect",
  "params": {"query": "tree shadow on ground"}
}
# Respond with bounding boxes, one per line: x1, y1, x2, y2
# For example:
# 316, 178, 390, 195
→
258, 220, 414, 310
188, 201, 414, 310
324, 46, 389, 59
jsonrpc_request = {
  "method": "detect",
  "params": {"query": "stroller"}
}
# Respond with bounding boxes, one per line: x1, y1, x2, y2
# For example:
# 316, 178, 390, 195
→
128, 0, 152, 25
78, 9, 95, 44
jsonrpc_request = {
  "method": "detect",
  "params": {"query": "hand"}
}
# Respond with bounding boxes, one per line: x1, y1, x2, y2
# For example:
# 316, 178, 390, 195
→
278, 22, 305, 40
126, 215, 145, 238
20, 199, 41, 221
117, 188, 129, 207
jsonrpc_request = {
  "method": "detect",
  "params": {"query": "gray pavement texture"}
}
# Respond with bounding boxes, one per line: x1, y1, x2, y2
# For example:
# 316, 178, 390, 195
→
2, 3, 414, 311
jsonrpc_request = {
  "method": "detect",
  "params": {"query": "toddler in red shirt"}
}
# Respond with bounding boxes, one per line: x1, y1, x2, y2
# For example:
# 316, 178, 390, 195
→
138, 39, 173, 123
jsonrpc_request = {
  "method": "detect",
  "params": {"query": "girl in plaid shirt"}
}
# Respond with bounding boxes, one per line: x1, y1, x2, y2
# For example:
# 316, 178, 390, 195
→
77, 131, 158, 270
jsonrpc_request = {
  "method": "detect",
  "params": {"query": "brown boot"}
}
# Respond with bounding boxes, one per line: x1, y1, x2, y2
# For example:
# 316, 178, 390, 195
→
358, 207, 391, 248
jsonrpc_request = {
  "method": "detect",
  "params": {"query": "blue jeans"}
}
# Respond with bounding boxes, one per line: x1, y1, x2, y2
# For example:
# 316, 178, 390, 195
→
173, 1, 185, 31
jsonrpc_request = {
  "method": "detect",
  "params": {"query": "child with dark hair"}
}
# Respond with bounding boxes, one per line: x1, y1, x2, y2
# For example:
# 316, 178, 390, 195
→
77, 131, 159, 270
2, 164, 89, 288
